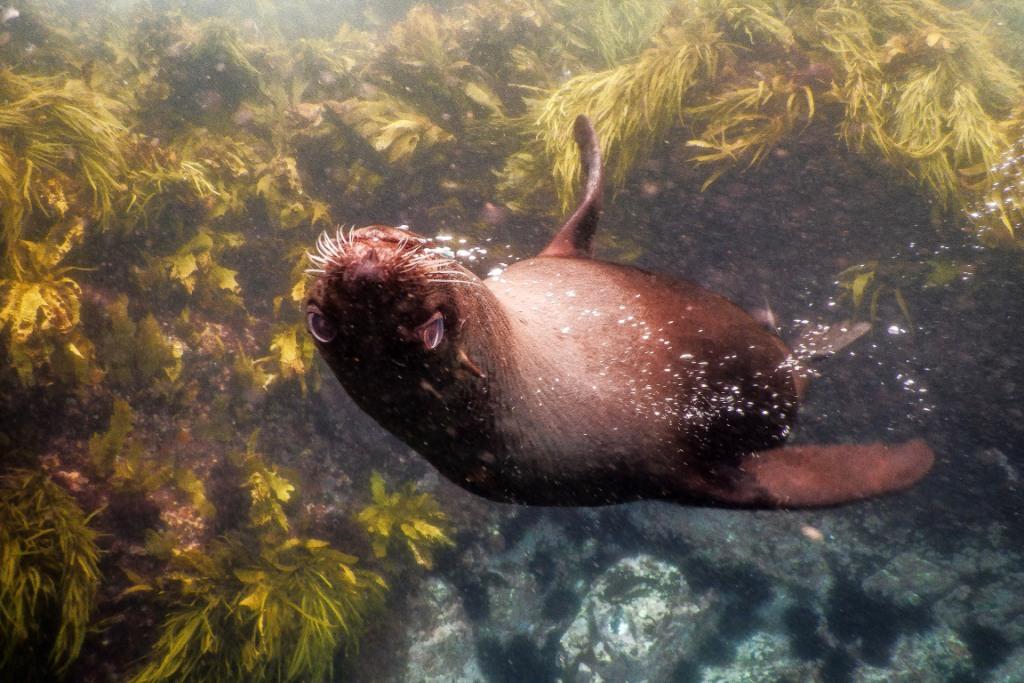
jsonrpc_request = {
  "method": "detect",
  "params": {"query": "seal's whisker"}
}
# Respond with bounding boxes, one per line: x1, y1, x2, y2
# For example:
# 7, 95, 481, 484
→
430, 279, 482, 288
316, 230, 343, 260
428, 271, 473, 279
424, 261, 458, 271
427, 266, 469, 274
306, 250, 330, 269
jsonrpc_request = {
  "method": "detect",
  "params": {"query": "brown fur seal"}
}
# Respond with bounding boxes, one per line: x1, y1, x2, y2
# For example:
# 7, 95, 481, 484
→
304, 116, 934, 508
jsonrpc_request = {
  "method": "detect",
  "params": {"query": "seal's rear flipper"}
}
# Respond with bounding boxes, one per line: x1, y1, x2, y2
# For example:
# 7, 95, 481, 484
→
539, 115, 604, 259
721, 439, 934, 508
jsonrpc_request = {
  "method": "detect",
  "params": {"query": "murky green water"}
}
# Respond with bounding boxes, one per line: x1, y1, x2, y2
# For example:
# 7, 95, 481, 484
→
1, 1, 1022, 681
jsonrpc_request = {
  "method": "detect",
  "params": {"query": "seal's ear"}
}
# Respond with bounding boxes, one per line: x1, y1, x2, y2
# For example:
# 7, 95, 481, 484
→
539, 115, 604, 259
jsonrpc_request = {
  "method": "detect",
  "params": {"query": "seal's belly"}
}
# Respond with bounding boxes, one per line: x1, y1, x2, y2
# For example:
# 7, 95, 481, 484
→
478, 258, 799, 503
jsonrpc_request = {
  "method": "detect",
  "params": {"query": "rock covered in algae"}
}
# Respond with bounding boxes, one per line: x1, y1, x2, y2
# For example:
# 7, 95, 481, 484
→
991, 648, 1024, 682
699, 631, 819, 683
556, 554, 716, 683
862, 551, 959, 608
401, 578, 486, 683
851, 626, 972, 683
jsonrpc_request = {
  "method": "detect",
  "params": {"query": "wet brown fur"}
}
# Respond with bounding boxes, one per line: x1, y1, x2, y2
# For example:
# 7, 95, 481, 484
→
305, 118, 934, 509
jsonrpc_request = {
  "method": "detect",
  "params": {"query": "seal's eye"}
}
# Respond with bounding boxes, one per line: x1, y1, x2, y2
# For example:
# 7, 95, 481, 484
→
307, 310, 337, 343
415, 311, 445, 350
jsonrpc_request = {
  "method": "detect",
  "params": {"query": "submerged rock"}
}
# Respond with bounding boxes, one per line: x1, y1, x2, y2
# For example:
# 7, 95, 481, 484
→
401, 578, 486, 683
990, 647, 1024, 681
851, 626, 972, 683
700, 631, 820, 683
862, 552, 958, 607
557, 555, 716, 683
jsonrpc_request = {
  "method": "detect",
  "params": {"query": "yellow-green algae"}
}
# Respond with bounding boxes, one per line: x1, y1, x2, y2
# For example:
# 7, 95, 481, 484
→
0, 470, 101, 677
522, 0, 1024, 221
125, 435, 452, 683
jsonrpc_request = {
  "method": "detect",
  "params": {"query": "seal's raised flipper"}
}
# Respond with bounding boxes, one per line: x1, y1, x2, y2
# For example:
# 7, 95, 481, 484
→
792, 320, 872, 362
539, 115, 604, 259
719, 439, 934, 508
786, 320, 872, 400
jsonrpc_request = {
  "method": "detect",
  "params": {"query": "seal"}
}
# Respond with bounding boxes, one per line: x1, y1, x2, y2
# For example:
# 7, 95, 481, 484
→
304, 116, 934, 508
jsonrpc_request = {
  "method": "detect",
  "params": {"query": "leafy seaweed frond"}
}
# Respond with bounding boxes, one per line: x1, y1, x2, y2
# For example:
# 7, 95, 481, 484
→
687, 71, 815, 188
130, 434, 386, 683
98, 295, 184, 390
836, 256, 969, 323
0, 70, 126, 272
356, 471, 454, 570
0, 218, 91, 385
88, 398, 178, 495
511, 0, 1023, 229
137, 227, 244, 314
129, 533, 385, 683
325, 95, 454, 166
88, 398, 137, 478
0, 469, 101, 677
819, 0, 1022, 209
965, 123, 1024, 242
514, 6, 730, 210
267, 323, 316, 394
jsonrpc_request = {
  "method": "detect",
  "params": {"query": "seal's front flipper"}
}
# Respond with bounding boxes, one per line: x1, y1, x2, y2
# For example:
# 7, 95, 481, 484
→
719, 439, 934, 508
539, 115, 604, 259
792, 321, 872, 362
786, 320, 871, 400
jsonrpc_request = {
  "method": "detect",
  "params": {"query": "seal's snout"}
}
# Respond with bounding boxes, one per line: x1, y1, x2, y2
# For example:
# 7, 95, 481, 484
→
308, 224, 431, 282
306, 224, 477, 339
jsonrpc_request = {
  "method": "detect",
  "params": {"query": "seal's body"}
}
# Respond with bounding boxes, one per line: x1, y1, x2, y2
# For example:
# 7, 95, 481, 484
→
305, 116, 933, 508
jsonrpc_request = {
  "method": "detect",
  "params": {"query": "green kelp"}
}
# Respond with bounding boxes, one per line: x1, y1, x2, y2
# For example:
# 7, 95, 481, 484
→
516, 0, 1024, 233
357, 471, 455, 570
127, 534, 385, 683
97, 296, 184, 391
0, 71, 126, 264
128, 437, 387, 683
0, 71, 128, 384
0, 470, 101, 678
0, 218, 95, 385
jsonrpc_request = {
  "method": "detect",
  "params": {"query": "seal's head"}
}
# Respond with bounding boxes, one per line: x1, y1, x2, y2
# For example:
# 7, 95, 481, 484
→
304, 225, 485, 385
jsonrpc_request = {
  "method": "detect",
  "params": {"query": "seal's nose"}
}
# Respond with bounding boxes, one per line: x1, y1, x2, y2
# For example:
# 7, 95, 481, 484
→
345, 248, 387, 286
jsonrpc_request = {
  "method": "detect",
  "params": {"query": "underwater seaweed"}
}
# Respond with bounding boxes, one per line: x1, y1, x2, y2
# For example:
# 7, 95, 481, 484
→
127, 531, 386, 683
87, 399, 214, 527
0, 469, 101, 677
127, 531, 385, 683
514, 0, 1024, 232
525, 9, 726, 211
325, 95, 455, 167
0, 218, 95, 385
0, 71, 127, 271
128, 436, 387, 683
837, 256, 971, 324
136, 227, 245, 315
357, 471, 454, 570
98, 295, 184, 390
268, 323, 318, 394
